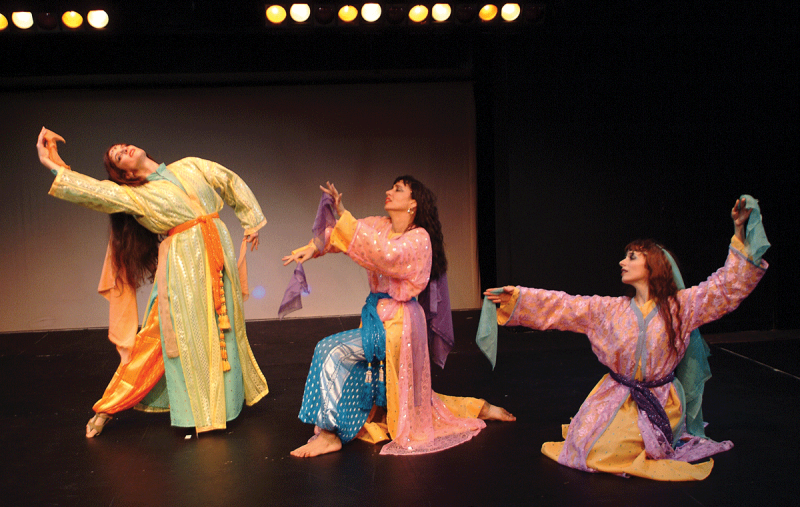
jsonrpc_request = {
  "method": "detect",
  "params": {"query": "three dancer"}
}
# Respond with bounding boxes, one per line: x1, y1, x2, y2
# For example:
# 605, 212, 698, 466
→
36, 129, 768, 478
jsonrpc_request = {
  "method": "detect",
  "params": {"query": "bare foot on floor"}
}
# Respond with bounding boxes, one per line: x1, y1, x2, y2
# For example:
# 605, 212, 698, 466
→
479, 402, 516, 422
291, 429, 342, 458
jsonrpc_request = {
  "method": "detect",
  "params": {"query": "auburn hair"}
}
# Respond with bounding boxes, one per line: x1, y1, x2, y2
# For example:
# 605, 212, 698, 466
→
624, 239, 684, 354
103, 145, 160, 289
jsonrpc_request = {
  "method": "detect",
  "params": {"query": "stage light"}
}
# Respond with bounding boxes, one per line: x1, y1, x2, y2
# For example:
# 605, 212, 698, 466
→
432, 3, 452, 22
501, 3, 520, 21
361, 3, 381, 23
408, 5, 428, 23
62, 11, 83, 29
267, 5, 287, 24
290, 4, 311, 22
455, 4, 476, 23
12, 12, 34, 29
0, 14, 7, 31
87, 10, 109, 29
36, 12, 59, 30
314, 4, 335, 24
338, 5, 358, 23
479, 4, 498, 21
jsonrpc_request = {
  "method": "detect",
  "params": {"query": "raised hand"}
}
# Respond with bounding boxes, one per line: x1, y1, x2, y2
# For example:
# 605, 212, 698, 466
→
731, 197, 753, 227
731, 197, 753, 243
36, 127, 71, 171
320, 181, 345, 216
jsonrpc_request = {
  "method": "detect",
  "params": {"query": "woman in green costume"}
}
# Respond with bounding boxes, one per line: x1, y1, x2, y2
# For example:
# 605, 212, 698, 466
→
36, 127, 269, 437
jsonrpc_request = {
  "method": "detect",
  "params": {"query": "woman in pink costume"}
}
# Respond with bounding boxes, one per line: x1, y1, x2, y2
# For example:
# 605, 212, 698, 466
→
484, 197, 768, 480
284, 177, 514, 458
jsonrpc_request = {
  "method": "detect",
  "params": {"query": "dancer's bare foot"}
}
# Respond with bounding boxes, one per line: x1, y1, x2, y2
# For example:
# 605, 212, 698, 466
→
290, 429, 342, 457
86, 413, 112, 438
479, 402, 516, 422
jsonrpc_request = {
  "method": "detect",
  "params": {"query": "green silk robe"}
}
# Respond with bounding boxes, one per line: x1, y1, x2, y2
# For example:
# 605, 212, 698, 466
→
50, 157, 268, 432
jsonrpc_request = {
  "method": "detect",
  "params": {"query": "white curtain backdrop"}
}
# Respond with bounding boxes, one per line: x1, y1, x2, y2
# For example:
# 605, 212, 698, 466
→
0, 82, 479, 332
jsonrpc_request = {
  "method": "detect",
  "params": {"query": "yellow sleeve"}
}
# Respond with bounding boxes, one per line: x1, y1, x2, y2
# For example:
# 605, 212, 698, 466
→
730, 234, 752, 260
329, 211, 358, 252
496, 287, 521, 326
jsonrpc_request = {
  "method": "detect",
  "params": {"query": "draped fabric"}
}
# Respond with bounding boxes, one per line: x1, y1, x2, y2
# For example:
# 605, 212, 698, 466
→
49, 158, 269, 432
417, 274, 455, 369
299, 212, 485, 455
500, 247, 767, 480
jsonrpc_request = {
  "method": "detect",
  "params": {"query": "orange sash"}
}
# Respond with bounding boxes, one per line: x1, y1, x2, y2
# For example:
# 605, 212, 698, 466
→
168, 212, 231, 371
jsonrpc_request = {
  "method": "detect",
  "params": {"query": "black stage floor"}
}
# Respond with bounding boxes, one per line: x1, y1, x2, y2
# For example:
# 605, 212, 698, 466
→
1, 312, 797, 507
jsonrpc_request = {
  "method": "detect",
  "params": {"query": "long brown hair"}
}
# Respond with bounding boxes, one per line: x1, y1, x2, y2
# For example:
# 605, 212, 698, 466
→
624, 239, 683, 354
104, 145, 160, 289
394, 175, 448, 281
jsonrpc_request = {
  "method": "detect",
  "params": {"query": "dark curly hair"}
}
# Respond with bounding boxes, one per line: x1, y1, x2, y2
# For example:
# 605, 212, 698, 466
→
624, 239, 683, 354
103, 145, 160, 289
394, 175, 448, 281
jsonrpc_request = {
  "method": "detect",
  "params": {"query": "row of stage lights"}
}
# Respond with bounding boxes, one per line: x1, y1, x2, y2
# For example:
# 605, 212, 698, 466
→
0, 10, 109, 31
0, 3, 545, 33
264, 3, 545, 26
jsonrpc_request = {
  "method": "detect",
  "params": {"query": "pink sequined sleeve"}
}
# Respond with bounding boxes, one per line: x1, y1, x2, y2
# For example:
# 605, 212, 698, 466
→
677, 247, 767, 331
347, 217, 432, 289
505, 288, 615, 335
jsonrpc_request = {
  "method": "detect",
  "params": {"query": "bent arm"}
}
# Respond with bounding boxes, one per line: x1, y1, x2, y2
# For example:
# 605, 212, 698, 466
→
339, 214, 432, 285
195, 158, 266, 236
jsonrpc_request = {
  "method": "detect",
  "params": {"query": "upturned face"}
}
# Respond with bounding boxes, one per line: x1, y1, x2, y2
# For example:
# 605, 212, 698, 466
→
384, 180, 416, 214
108, 144, 148, 179
620, 250, 649, 286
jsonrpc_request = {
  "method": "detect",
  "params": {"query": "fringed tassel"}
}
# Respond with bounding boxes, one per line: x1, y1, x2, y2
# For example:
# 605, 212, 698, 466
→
360, 362, 374, 409
219, 330, 231, 372
376, 360, 386, 407
217, 274, 231, 331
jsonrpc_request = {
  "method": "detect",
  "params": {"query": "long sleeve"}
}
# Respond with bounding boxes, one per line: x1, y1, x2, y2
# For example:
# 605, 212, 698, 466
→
504, 287, 616, 336
48, 168, 145, 216
350, 217, 432, 297
324, 213, 431, 301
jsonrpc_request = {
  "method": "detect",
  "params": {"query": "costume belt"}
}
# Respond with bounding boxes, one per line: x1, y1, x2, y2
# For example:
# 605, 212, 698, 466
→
359, 292, 392, 409
168, 212, 231, 371
609, 370, 676, 444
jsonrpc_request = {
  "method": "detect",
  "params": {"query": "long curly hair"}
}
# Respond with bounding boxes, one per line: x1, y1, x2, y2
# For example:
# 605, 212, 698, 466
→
624, 239, 683, 354
394, 175, 448, 281
103, 145, 160, 289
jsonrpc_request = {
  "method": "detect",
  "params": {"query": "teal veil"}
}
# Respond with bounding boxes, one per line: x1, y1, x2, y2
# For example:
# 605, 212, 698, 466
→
664, 250, 711, 438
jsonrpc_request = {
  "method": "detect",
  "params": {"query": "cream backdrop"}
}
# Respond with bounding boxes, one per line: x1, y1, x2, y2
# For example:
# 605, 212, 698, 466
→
0, 82, 479, 333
